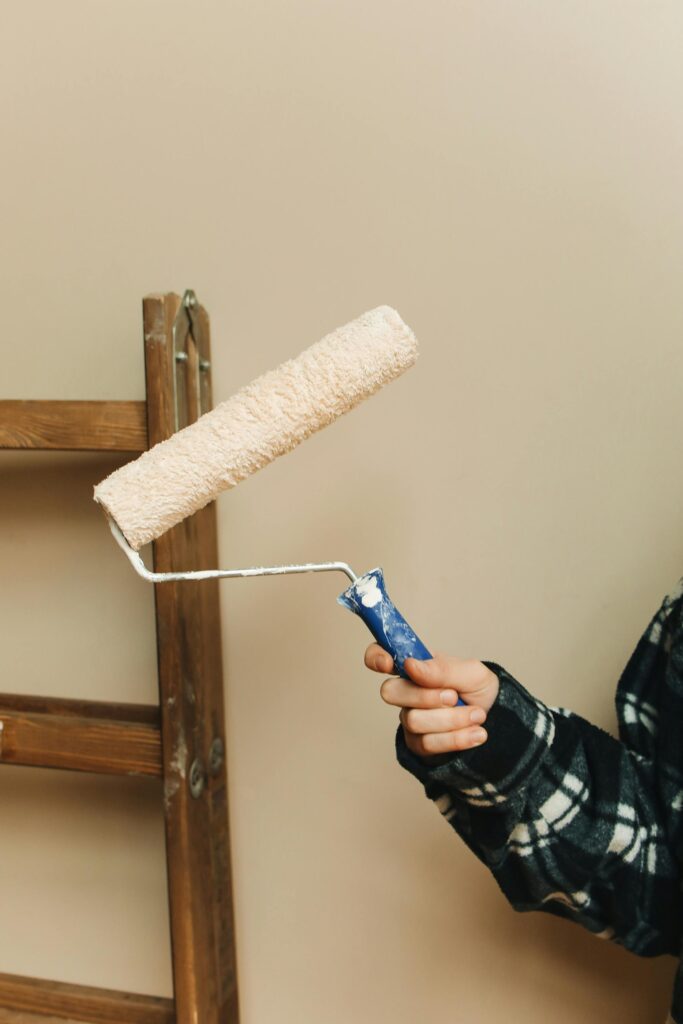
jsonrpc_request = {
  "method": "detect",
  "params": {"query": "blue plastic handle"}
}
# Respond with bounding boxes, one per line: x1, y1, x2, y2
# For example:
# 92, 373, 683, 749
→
338, 567, 465, 705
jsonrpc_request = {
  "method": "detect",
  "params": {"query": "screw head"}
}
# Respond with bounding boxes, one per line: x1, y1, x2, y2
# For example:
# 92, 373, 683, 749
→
209, 737, 224, 775
189, 758, 205, 798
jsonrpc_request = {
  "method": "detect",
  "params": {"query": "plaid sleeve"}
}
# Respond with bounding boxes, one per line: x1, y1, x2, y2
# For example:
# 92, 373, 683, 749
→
396, 660, 683, 956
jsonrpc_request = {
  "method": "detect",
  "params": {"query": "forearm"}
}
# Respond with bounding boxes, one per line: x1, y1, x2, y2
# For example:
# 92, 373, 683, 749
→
397, 663, 683, 956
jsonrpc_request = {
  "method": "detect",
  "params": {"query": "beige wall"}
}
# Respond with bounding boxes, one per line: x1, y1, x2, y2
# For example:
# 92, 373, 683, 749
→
3, 2, 683, 1020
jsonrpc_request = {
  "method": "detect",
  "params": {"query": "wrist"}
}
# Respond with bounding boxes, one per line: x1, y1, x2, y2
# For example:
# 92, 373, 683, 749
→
396, 663, 555, 800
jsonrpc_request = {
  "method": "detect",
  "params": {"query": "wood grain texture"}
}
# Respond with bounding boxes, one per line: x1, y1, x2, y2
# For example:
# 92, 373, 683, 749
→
0, 296, 237, 1019
144, 294, 240, 1024
0, 401, 147, 451
0, 973, 174, 1024
0, 695, 162, 776
0, 1011, 84, 1023
0, 694, 159, 723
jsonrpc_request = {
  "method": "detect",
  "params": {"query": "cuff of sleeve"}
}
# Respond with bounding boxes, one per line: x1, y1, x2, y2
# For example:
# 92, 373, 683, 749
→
395, 660, 556, 804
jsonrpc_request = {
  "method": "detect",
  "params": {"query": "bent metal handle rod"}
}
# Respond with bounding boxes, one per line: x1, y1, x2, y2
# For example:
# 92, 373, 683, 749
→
109, 518, 464, 706
107, 516, 358, 584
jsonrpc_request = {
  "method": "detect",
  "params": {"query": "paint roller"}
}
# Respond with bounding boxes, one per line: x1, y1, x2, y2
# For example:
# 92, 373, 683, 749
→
94, 304, 462, 698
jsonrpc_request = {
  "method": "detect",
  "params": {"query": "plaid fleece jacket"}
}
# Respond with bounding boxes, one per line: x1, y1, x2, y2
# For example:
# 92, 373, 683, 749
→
396, 576, 683, 1023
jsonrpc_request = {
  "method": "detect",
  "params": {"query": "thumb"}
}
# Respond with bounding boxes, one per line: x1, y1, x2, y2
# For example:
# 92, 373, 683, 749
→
404, 654, 494, 696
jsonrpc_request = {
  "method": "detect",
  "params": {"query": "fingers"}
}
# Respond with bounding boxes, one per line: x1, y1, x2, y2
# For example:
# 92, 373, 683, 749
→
368, 647, 493, 757
380, 675, 459, 709
366, 647, 496, 707
403, 654, 494, 693
396, 689, 489, 757
364, 643, 395, 675
399, 705, 487, 735
403, 724, 488, 757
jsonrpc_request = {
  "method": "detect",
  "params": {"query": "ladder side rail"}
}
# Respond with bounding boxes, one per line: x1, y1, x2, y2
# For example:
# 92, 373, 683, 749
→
144, 293, 239, 1024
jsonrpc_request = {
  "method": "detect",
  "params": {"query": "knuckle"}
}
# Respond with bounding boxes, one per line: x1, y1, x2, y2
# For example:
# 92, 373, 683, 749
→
449, 709, 465, 730
403, 708, 418, 732
449, 708, 463, 729
454, 730, 469, 751
421, 733, 438, 754
461, 708, 478, 729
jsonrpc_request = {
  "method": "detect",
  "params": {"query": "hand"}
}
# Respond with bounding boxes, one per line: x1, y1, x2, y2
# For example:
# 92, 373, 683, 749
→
365, 644, 500, 758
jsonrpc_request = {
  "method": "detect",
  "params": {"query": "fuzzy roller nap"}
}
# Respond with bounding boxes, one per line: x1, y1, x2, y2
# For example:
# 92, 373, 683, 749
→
95, 305, 417, 551
95, 304, 461, 698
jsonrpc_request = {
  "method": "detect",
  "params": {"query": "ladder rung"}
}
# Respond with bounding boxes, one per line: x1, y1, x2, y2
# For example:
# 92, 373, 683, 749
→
0, 401, 147, 451
0, 695, 161, 777
0, 973, 173, 1024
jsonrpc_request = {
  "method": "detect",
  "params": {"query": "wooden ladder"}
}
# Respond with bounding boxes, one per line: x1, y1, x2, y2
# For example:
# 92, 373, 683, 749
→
0, 292, 240, 1024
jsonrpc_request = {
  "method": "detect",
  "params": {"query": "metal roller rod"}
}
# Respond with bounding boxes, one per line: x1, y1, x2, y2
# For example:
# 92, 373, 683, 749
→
107, 517, 358, 585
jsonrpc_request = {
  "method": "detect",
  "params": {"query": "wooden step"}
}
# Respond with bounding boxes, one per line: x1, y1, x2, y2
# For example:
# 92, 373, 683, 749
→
0, 695, 162, 777
0, 973, 173, 1024
0, 1011, 78, 1023
0, 401, 147, 451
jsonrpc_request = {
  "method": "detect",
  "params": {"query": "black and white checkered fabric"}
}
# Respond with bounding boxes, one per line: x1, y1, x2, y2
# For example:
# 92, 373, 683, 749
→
396, 576, 683, 1022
